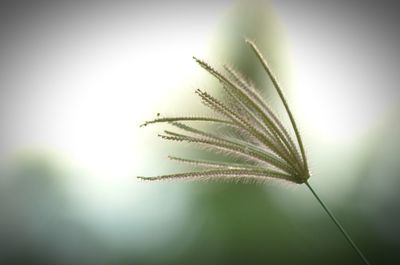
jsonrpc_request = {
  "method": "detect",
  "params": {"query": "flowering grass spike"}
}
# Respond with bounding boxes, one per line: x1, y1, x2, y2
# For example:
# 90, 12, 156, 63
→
139, 40, 309, 184
138, 40, 371, 265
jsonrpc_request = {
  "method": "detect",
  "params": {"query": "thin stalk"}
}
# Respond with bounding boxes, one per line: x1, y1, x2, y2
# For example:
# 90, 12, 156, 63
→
305, 182, 371, 265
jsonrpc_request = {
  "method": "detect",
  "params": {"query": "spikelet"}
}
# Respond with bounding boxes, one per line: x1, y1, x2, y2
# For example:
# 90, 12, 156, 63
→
139, 40, 310, 184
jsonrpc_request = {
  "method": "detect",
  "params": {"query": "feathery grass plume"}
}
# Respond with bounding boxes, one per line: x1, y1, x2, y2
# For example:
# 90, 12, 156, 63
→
138, 40, 371, 265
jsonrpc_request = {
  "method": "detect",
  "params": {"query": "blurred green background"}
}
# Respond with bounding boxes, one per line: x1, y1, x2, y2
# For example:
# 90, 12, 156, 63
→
0, 0, 399, 264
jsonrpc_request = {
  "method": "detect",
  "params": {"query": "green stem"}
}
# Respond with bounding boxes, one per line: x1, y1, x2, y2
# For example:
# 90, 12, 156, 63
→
305, 182, 371, 265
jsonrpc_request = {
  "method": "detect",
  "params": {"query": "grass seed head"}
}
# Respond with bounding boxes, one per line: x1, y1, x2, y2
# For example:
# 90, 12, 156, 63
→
139, 40, 310, 185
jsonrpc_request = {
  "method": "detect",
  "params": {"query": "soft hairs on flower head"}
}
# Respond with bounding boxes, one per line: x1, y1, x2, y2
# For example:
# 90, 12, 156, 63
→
139, 40, 310, 185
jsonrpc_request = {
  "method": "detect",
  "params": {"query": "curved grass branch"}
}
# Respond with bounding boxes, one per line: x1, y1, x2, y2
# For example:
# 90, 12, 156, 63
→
246, 39, 309, 178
